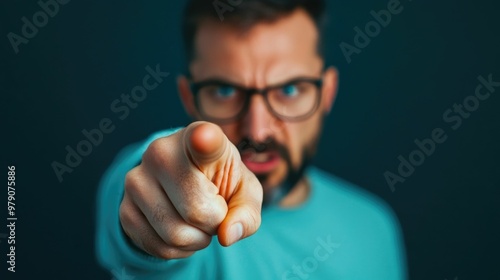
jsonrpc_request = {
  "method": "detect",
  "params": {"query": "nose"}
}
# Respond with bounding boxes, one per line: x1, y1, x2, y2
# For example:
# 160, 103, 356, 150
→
241, 94, 280, 143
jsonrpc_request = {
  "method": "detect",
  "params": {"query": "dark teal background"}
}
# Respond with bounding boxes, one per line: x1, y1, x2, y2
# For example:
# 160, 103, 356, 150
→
1, 0, 499, 279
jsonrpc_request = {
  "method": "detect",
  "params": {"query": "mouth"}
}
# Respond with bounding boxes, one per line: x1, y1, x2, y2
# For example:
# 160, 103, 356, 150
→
240, 150, 280, 174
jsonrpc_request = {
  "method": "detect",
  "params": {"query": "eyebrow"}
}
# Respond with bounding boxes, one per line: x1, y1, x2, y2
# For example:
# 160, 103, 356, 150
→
192, 75, 322, 89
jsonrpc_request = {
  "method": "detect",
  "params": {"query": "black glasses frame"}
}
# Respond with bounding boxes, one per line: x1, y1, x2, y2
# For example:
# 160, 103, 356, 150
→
190, 77, 323, 123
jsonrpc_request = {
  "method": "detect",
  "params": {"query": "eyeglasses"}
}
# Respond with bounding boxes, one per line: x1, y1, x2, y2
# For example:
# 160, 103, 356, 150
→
190, 77, 323, 123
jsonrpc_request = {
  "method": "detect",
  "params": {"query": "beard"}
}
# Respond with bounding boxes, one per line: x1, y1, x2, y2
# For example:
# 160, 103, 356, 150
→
236, 132, 320, 206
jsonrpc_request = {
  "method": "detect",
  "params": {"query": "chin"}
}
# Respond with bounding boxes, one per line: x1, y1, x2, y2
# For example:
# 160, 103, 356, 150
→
256, 163, 288, 195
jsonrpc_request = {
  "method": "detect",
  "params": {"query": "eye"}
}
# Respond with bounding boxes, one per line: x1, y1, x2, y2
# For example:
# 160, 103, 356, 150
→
215, 85, 236, 98
280, 84, 299, 97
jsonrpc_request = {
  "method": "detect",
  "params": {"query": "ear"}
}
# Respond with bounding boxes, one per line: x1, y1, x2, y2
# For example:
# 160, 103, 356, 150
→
177, 75, 198, 118
321, 66, 339, 114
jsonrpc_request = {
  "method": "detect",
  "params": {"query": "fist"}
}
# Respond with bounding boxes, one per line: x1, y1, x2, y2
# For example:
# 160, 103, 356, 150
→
119, 122, 263, 259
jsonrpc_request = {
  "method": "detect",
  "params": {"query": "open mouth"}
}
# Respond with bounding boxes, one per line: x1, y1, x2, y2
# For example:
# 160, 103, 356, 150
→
240, 150, 280, 174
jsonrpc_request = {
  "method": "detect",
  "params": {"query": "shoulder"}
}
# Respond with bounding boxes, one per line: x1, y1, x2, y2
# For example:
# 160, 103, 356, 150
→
308, 166, 401, 233
307, 167, 407, 278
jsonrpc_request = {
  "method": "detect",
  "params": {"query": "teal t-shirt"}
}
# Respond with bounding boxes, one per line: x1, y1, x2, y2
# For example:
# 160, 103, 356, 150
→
96, 128, 407, 279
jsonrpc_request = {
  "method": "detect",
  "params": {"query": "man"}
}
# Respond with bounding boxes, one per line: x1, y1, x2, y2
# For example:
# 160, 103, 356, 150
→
96, 0, 407, 279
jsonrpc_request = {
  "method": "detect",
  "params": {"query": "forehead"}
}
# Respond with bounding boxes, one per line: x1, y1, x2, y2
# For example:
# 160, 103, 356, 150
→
190, 8, 322, 85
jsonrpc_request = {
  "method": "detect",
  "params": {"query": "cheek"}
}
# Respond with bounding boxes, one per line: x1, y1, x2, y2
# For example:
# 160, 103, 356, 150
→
285, 126, 307, 168
287, 117, 321, 165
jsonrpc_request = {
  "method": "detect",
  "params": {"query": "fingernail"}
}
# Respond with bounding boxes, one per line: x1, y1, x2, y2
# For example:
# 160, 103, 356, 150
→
228, 223, 243, 245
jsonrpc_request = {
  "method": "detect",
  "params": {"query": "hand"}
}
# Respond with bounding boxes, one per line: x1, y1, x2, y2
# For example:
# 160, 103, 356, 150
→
119, 121, 263, 259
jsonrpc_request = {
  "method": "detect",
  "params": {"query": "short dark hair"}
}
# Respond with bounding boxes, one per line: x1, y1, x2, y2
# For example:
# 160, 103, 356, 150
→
182, 0, 326, 64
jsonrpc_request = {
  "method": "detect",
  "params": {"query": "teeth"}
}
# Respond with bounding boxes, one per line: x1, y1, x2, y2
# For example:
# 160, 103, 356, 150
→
251, 153, 270, 163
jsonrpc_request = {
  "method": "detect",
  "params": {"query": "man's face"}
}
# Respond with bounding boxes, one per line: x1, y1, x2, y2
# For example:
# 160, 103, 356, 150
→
179, 9, 337, 201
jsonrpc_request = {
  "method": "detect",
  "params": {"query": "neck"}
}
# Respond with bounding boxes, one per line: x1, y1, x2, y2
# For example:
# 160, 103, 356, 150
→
279, 176, 310, 208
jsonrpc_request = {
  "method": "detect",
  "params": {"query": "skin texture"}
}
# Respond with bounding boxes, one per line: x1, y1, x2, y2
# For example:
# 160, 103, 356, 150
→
120, 8, 338, 260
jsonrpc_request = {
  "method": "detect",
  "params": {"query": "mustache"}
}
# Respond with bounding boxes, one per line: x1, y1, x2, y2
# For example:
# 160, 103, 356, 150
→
236, 137, 286, 155
236, 137, 292, 181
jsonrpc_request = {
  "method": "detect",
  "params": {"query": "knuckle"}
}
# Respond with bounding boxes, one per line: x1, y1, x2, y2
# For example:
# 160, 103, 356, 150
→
154, 247, 182, 260
119, 203, 129, 225
124, 167, 155, 200
119, 203, 144, 244
142, 240, 163, 257
143, 138, 171, 168
136, 229, 171, 259
168, 227, 211, 250
183, 209, 205, 227
145, 138, 163, 158
119, 200, 135, 228
124, 168, 141, 193
183, 199, 222, 227
244, 206, 262, 233
169, 227, 195, 248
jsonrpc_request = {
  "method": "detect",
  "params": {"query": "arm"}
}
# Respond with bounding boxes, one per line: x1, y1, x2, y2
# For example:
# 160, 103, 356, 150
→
95, 128, 185, 274
95, 123, 263, 278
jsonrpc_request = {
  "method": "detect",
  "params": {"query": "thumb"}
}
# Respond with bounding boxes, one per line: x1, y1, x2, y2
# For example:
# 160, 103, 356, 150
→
217, 170, 263, 247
